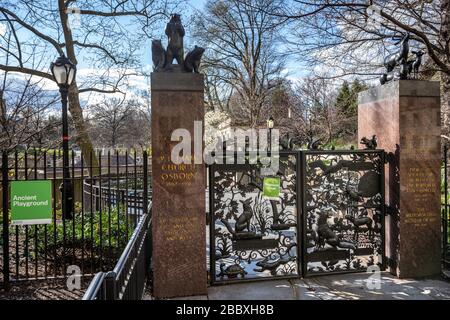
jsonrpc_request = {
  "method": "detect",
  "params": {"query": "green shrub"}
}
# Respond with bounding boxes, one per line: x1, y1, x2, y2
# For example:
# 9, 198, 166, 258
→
23, 206, 134, 261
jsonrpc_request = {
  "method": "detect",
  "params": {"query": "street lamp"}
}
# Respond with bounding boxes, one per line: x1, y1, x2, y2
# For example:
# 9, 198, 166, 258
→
287, 107, 292, 150
50, 55, 76, 220
267, 116, 274, 151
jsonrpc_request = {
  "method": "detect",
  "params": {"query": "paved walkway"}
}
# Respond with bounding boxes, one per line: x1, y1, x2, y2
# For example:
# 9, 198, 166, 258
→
146, 272, 450, 300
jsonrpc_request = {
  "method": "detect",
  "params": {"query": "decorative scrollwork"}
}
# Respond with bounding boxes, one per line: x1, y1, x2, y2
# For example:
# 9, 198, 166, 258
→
304, 151, 384, 275
211, 155, 298, 282
210, 151, 384, 281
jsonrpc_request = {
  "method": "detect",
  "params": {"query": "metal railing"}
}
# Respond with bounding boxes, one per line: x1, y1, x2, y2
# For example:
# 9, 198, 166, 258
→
82, 206, 152, 300
82, 272, 107, 300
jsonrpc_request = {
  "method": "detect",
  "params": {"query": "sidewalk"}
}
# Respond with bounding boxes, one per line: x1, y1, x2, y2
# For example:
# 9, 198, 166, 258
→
146, 272, 450, 300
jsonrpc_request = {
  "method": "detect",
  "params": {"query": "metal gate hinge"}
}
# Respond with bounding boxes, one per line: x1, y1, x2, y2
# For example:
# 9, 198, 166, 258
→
384, 256, 397, 269
384, 151, 396, 164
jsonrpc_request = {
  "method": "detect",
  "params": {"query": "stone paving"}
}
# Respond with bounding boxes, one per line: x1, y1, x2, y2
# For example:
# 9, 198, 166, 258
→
146, 271, 450, 300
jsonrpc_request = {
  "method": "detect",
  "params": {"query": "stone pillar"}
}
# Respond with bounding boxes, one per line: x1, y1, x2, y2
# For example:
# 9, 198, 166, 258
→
151, 72, 207, 298
358, 80, 441, 278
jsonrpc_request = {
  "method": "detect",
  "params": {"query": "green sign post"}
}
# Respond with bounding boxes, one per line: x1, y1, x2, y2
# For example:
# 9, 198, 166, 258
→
263, 176, 280, 201
11, 180, 52, 225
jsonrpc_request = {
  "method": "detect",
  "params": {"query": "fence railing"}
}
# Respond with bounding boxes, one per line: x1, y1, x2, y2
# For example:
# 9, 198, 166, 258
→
82, 207, 152, 300
0, 149, 150, 291
82, 271, 107, 300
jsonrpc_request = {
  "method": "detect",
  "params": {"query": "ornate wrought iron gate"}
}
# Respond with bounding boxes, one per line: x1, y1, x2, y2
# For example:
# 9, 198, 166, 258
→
302, 150, 385, 276
208, 149, 385, 284
209, 152, 300, 284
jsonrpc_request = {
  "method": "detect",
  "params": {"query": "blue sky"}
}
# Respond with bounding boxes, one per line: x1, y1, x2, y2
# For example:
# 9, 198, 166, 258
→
139, 0, 207, 70
1, 0, 303, 108
116, 0, 300, 83
93, 0, 302, 103
1, 1, 212, 104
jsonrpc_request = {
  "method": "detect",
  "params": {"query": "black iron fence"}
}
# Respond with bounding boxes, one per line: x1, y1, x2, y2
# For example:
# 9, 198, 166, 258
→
82, 210, 152, 300
208, 149, 385, 283
0, 149, 150, 291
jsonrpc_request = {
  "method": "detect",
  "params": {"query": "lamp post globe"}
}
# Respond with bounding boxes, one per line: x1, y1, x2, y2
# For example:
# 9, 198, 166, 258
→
50, 55, 76, 87
267, 116, 274, 151
51, 55, 76, 220
267, 116, 274, 130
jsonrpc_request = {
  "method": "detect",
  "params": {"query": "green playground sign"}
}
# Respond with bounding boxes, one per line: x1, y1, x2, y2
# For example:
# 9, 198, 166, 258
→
263, 176, 280, 201
11, 180, 52, 225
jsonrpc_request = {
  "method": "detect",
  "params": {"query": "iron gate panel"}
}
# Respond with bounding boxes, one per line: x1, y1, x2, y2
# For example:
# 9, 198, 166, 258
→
209, 152, 300, 284
302, 150, 385, 276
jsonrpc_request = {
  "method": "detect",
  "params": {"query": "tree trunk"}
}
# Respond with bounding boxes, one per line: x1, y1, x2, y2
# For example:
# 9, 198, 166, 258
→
68, 83, 99, 171
58, 0, 98, 175
441, 0, 450, 139
0, 95, 5, 127
441, 73, 450, 139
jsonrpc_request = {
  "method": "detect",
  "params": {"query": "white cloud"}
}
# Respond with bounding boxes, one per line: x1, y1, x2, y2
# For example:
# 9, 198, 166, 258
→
281, 68, 289, 76
2, 65, 150, 110
286, 75, 303, 85
76, 67, 149, 91
0, 23, 6, 36
76, 67, 149, 109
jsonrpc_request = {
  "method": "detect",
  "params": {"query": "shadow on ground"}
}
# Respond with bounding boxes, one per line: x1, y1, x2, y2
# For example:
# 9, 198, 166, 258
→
146, 272, 450, 300
0, 277, 91, 300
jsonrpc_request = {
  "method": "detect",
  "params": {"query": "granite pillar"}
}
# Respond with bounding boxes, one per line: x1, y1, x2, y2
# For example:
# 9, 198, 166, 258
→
358, 80, 441, 278
151, 72, 207, 298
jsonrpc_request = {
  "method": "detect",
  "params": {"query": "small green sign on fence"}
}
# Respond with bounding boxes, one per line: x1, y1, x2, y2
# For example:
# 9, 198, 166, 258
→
263, 176, 280, 201
11, 180, 52, 225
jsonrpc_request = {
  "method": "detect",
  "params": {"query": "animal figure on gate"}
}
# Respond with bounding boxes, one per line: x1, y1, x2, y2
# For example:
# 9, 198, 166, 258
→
220, 199, 255, 238
345, 214, 373, 240
235, 199, 254, 232
316, 211, 356, 250
218, 263, 247, 279
254, 254, 296, 275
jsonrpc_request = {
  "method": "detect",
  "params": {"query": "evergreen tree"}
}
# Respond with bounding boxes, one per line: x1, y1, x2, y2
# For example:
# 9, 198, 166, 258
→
336, 81, 351, 116
335, 79, 368, 142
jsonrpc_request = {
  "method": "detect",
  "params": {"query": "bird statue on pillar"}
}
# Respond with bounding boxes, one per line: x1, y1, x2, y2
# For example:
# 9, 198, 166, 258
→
360, 135, 377, 150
